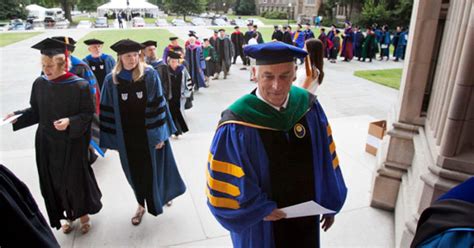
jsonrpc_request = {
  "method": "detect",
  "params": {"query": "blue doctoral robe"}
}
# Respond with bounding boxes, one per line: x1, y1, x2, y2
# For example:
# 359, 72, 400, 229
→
395, 31, 408, 59
70, 55, 98, 96
83, 54, 116, 88
292, 30, 305, 48
206, 88, 347, 248
185, 45, 206, 89
304, 29, 315, 40
99, 67, 186, 215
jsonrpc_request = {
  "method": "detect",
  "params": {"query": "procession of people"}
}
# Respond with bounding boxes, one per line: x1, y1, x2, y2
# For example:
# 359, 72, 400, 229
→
1, 19, 417, 247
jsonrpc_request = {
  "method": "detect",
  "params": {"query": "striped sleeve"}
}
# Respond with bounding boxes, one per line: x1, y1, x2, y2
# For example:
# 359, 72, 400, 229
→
206, 124, 276, 233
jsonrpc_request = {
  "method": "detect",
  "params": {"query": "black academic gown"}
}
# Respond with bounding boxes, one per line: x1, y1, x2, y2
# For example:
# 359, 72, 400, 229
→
0, 164, 60, 247
231, 31, 245, 63
282, 31, 293, 45
272, 30, 284, 41
12, 74, 102, 229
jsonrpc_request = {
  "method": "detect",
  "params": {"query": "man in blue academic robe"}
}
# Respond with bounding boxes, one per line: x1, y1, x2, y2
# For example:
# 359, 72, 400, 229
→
83, 38, 116, 91
206, 42, 347, 248
304, 23, 315, 41
142, 40, 164, 71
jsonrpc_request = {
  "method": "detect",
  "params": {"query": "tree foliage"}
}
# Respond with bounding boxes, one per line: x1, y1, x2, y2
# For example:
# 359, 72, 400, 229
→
321, 0, 413, 30
236, 0, 255, 15
0, 0, 28, 20
77, 0, 107, 12
359, 0, 390, 26
165, 0, 205, 20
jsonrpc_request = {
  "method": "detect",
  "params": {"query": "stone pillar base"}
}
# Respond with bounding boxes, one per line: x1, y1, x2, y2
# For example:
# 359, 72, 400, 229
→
370, 173, 401, 211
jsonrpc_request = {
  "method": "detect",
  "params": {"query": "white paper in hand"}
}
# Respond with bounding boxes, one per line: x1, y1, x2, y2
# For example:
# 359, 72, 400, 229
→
0, 114, 22, 127
281, 201, 335, 219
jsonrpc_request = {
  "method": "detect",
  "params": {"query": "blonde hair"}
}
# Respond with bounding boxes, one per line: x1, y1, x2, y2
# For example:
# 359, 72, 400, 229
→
41, 54, 67, 70
112, 54, 147, 84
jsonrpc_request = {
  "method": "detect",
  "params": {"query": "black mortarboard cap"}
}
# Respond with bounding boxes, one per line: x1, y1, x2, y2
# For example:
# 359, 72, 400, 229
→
31, 38, 75, 56
110, 39, 145, 55
84, 38, 104, 45
141, 40, 157, 47
169, 37, 178, 41
168, 51, 181, 59
50, 36, 76, 52
243, 41, 308, 65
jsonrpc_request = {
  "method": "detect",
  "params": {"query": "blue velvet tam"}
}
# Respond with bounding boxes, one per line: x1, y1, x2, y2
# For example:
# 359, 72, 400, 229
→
243, 41, 308, 65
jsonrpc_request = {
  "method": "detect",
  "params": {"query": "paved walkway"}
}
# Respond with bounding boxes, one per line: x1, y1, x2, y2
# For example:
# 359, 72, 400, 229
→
0, 28, 403, 247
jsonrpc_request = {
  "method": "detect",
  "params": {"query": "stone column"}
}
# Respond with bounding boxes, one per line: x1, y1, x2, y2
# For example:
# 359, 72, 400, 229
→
370, 0, 443, 210
418, 1, 474, 213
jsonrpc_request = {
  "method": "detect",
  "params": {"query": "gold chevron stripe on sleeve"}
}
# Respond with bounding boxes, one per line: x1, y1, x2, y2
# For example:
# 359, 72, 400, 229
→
330, 141, 336, 154
207, 170, 241, 197
208, 153, 245, 178
206, 187, 240, 209
332, 155, 340, 169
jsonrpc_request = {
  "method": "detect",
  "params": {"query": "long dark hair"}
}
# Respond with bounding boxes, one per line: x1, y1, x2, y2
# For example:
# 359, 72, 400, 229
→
305, 38, 325, 84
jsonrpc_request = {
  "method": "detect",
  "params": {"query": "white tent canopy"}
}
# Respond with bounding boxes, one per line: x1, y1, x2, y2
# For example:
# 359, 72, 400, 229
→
97, 0, 161, 18
26, 4, 47, 19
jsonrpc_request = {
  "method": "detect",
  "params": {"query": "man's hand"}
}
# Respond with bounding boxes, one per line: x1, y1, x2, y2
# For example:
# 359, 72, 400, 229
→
320, 215, 335, 232
155, 142, 165, 149
53, 118, 70, 131
264, 209, 286, 221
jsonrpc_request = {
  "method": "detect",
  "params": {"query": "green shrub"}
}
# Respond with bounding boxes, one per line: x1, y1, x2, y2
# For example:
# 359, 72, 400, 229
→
261, 11, 288, 19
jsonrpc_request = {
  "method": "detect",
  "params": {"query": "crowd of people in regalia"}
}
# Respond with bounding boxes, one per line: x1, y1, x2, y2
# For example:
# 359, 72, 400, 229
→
269, 21, 409, 64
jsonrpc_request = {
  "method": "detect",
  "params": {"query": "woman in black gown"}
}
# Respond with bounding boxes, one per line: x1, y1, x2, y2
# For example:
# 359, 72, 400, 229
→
4, 38, 102, 234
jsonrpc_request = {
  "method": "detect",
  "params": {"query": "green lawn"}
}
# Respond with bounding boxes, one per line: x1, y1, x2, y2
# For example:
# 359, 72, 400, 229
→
354, 68, 402, 90
0, 32, 43, 47
73, 29, 183, 58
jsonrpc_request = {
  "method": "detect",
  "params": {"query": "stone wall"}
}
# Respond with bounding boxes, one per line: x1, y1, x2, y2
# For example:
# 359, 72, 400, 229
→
370, 0, 474, 247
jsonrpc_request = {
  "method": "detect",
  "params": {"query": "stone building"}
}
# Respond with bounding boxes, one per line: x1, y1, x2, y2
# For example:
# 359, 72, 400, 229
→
370, 0, 474, 247
255, 0, 322, 24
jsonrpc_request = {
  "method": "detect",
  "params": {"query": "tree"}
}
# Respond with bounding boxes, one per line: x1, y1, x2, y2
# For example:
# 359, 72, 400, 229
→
165, 0, 205, 21
359, 0, 390, 27
58, 0, 75, 22
0, 0, 28, 20
391, 0, 413, 27
236, 0, 255, 15
77, 0, 107, 12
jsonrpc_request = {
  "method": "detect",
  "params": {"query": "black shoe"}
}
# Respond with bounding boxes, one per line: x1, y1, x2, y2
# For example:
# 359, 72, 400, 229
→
240, 67, 247, 70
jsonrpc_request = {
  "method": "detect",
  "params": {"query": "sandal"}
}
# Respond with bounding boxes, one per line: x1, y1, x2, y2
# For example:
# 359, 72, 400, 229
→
131, 207, 145, 226
61, 220, 74, 234
79, 216, 92, 234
